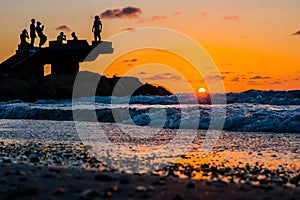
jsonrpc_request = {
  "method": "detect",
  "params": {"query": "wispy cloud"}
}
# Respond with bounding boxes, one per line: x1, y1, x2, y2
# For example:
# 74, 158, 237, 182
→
122, 58, 138, 66
173, 11, 181, 16
293, 77, 300, 81
269, 81, 281, 85
221, 71, 233, 74
248, 81, 261, 85
123, 59, 137, 62
222, 15, 241, 21
143, 73, 182, 81
249, 76, 271, 80
200, 12, 208, 17
100, 6, 142, 19
292, 30, 300, 36
205, 75, 225, 81
122, 27, 136, 32
231, 77, 239, 82
55, 25, 71, 32
139, 15, 167, 23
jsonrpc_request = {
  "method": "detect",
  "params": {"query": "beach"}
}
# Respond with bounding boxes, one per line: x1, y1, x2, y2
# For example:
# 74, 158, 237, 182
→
1, 0, 299, 199
0, 119, 299, 199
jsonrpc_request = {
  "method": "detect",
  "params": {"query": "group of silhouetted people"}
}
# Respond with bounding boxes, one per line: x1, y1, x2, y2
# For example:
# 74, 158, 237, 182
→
20, 19, 47, 48
56, 32, 78, 45
20, 15, 102, 48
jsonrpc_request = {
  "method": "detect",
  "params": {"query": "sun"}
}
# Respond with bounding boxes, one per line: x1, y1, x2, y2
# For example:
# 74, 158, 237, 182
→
198, 87, 206, 93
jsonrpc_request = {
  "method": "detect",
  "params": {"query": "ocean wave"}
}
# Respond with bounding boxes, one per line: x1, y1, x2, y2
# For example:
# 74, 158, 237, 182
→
0, 97, 299, 132
30, 90, 300, 105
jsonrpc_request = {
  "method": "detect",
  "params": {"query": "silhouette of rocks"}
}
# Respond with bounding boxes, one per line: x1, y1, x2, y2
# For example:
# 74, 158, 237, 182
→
0, 77, 34, 101
0, 71, 172, 102
133, 84, 172, 96
38, 74, 74, 100
98, 75, 143, 97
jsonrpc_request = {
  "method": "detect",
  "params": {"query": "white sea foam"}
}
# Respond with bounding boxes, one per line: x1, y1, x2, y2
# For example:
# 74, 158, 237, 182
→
0, 92, 299, 133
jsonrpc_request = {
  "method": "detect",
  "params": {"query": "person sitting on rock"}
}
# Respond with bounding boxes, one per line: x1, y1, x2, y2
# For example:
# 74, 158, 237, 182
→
36, 21, 47, 47
20, 29, 29, 45
57, 32, 66, 44
71, 32, 78, 41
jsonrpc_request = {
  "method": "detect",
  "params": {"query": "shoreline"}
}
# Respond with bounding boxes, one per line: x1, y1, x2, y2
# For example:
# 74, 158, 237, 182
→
0, 137, 299, 199
1, 162, 299, 200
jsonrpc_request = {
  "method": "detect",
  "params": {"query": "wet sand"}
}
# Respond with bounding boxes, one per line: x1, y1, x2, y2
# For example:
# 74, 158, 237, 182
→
0, 162, 299, 200
0, 130, 299, 200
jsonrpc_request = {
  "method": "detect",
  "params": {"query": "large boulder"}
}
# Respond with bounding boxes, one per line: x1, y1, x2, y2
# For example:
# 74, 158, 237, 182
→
72, 71, 100, 98
0, 77, 34, 101
0, 71, 172, 101
106, 76, 143, 96
74, 72, 144, 97
38, 74, 74, 100
133, 83, 172, 96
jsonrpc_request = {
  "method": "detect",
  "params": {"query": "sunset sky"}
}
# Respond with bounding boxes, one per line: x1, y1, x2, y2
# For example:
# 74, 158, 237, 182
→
0, 0, 299, 93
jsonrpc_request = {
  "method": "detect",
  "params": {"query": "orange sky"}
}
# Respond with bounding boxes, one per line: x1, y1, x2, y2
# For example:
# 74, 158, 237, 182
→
0, 0, 299, 93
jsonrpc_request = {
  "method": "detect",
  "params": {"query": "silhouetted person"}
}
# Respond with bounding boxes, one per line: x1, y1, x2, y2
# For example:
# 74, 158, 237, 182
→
92, 15, 102, 42
71, 32, 78, 41
57, 32, 66, 44
36, 21, 47, 47
30, 19, 36, 47
20, 29, 29, 45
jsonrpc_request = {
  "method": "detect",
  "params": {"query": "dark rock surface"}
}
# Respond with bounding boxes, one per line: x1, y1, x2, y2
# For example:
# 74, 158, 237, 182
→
0, 71, 172, 102
0, 77, 34, 101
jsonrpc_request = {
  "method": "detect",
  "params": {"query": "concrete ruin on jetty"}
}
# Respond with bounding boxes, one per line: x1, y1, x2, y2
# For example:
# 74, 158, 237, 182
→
0, 40, 113, 79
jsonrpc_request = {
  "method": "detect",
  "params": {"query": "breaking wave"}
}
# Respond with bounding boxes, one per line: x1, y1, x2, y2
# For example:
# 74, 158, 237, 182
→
0, 91, 299, 133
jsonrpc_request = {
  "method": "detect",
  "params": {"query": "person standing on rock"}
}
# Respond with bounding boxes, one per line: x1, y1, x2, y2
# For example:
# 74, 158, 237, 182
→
30, 19, 36, 47
36, 21, 47, 48
92, 15, 102, 42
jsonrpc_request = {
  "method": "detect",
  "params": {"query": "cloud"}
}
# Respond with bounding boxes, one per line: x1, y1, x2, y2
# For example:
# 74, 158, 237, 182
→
200, 12, 208, 17
162, 73, 172, 76
122, 58, 138, 66
137, 72, 146, 75
173, 11, 181, 16
123, 58, 137, 62
294, 76, 300, 81
231, 77, 239, 82
270, 81, 281, 85
248, 81, 261, 85
143, 73, 182, 81
249, 76, 271, 80
292, 30, 300, 36
139, 15, 167, 23
55, 25, 71, 32
221, 71, 233, 74
205, 75, 225, 81
122, 27, 136, 32
222, 15, 240, 21
100, 6, 142, 19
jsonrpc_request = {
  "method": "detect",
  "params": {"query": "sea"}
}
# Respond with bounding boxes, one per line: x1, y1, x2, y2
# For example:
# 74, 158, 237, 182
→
0, 90, 299, 133
0, 90, 299, 172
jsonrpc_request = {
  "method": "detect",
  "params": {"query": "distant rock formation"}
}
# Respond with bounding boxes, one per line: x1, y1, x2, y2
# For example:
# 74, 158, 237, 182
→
0, 71, 172, 102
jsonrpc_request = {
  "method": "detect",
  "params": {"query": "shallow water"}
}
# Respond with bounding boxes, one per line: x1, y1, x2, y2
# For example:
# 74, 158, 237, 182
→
0, 119, 299, 175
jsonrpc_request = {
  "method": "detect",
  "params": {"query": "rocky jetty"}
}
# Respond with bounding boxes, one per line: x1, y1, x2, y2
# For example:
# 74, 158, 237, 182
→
0, 71, 172, 102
